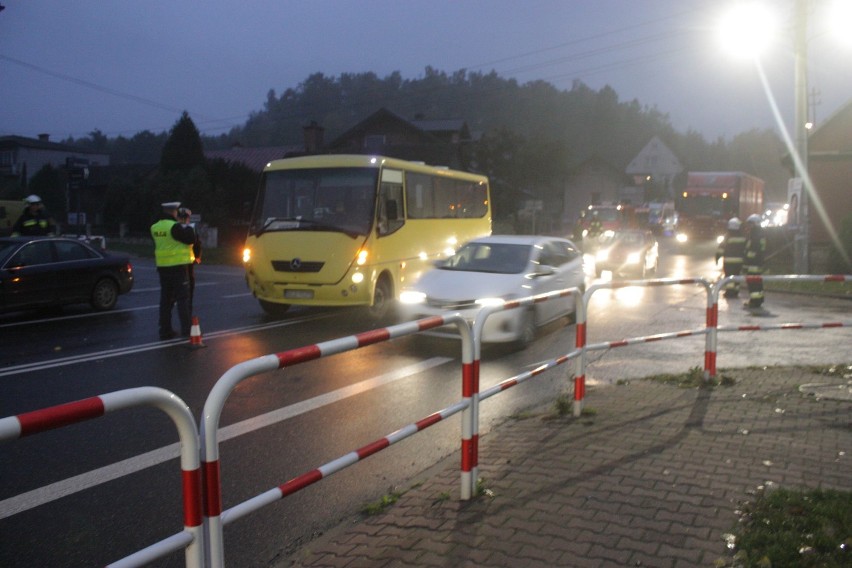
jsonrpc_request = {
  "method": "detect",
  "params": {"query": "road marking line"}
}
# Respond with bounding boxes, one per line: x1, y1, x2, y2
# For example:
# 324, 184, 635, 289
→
0, 356, 453, 519
0, 313, 334, 376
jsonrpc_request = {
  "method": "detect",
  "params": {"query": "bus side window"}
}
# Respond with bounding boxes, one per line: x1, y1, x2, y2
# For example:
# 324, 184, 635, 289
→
378, 183, 405, 236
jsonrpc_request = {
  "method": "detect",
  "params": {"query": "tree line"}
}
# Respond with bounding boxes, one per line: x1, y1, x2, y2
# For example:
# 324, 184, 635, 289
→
3, 68, 791, 239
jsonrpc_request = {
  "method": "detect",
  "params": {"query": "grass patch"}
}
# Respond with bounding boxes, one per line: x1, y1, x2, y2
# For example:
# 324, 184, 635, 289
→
646, 366, 735, 389
510, 410, 536, 420
763, 277, 851, 298
554, 393, 573, 416
810, 364, 852, 378
435, 491, 451, 502
476, 477, 494, 498
720, 487, 852, 567
361, 489, 403, 516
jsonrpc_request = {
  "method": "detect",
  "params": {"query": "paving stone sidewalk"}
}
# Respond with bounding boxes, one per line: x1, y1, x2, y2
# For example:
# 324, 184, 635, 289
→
284, 365, 851, 567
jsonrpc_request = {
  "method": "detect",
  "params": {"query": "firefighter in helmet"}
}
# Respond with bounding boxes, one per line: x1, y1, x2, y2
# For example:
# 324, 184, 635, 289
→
715, 217, 746, 298
11, 195, 57, 236
743, 214, 767, 309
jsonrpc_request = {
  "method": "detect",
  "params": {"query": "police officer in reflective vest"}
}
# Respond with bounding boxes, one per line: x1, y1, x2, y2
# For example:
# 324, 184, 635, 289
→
715, 217, 746, 298
743, 214, 767, 309
151, 201, 196, 339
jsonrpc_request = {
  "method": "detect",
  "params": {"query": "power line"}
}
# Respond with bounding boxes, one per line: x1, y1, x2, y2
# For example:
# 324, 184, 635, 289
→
1, 5, 709, 139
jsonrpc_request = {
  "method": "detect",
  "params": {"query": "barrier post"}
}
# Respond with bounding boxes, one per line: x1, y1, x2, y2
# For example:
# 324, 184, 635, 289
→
705, 277, 723, 380
573, 288, 589, 417
457, 317, 477, 501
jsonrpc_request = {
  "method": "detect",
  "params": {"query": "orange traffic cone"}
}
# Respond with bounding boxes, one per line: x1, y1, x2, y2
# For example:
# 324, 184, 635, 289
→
185, 316, 207, 349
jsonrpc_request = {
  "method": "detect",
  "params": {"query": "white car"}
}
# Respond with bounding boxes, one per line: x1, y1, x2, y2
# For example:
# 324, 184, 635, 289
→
399, 235, 586, 346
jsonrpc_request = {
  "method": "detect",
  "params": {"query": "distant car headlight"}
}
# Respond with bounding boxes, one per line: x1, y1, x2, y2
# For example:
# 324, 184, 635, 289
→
400, 291, 427, 304
596, 249, 610, 262
475, 297, 506, 307
626, 252, 641, 264
675, 233, 688, 243
716, 235, 725, 244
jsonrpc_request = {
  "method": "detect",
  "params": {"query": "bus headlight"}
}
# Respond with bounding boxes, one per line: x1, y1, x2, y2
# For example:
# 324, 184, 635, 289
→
351, 272, 364, 284
400, 290, 426, 304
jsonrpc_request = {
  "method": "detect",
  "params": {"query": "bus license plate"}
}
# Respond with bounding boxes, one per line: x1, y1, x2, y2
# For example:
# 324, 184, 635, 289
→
285, 289, 314, 300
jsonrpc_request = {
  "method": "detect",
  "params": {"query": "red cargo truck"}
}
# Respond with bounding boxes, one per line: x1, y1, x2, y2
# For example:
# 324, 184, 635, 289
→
675, 172, 764, 243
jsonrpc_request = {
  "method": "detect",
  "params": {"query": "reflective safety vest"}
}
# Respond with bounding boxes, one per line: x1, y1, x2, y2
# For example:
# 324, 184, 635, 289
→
717, 232, 746, 265
151, 219, 194, 267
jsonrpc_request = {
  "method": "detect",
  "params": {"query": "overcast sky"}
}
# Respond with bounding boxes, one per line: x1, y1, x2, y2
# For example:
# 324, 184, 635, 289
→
1, 1, 850, 143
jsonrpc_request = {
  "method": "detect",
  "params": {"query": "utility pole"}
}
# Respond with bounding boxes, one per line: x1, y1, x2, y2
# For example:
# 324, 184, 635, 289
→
793, 0, 809, 274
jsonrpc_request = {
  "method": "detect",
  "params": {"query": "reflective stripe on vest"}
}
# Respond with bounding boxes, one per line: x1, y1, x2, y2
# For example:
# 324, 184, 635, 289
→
151, 219, 194, 267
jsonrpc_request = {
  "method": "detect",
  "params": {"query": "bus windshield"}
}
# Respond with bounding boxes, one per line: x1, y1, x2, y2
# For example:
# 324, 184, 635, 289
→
250, 167, 379, 237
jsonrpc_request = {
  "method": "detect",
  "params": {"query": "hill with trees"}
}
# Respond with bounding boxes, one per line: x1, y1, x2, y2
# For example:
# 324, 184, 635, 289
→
43, 68, 790, 234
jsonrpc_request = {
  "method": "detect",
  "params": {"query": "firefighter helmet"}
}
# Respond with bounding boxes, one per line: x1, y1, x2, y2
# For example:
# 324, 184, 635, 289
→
727, 217, 742, 230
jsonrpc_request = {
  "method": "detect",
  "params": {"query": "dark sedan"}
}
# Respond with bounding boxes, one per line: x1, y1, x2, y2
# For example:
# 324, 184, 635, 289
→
0, 236, 134, 313
594, 229, 659, 278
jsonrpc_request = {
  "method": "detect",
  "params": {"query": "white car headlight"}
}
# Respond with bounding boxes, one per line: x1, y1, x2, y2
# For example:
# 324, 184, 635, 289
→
475, 297, 506, 307
400, 290, 427, 304
596, 249, 610, 262
676, 233, 688, 243
626, 252, 641, 265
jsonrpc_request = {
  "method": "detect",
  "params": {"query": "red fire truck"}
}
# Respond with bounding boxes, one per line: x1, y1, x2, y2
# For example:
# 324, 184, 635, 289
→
675, 172, 764, 243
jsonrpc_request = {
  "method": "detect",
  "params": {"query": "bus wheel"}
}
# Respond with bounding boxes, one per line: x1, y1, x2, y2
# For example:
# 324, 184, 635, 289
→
259, 299, 290, 318
367, 276, 396, 323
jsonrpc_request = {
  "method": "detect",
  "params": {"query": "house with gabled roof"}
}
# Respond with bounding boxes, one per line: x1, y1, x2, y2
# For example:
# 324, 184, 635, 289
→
326, 108, 472, 169
624, 135, 683, 201
797, 98, 852, 270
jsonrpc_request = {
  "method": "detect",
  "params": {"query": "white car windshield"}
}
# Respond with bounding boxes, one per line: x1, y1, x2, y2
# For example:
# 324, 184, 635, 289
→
441, 243, 531, 274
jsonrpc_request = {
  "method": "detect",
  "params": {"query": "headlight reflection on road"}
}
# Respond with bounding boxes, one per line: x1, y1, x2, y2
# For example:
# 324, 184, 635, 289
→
591, 274, 646, 308
612, 285, 645, 307
669, 254, 691, 280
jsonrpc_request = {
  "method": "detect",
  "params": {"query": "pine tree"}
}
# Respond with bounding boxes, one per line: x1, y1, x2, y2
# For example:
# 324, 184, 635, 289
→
160, 111, 205, 173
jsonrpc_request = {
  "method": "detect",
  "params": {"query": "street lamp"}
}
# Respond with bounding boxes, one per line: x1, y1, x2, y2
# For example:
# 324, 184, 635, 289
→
719, 1, 811, 273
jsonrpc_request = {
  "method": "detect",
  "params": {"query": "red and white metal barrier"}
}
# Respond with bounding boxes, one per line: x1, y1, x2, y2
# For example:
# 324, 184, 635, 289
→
0, 387, 203, 568
199, 314, 474, 568
472, 287, 584, 458
706, 274, 852, 378
3, 273, 849, 566
221, 399, 470, 526
579, 277, 714, 414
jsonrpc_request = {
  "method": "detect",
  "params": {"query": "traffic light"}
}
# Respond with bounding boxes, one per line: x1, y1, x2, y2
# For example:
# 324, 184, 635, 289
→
66, 158, 89, 190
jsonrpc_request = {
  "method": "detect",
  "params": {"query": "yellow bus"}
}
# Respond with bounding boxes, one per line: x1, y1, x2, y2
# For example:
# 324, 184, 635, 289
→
242, 154, 491, 320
